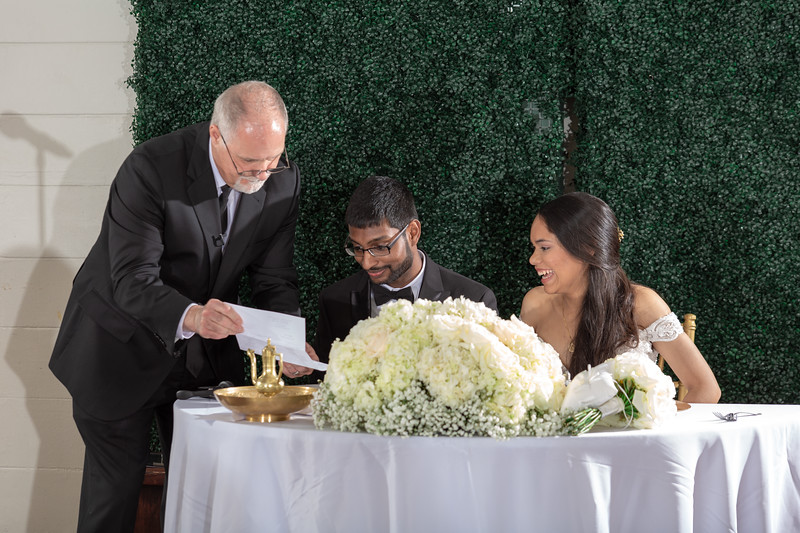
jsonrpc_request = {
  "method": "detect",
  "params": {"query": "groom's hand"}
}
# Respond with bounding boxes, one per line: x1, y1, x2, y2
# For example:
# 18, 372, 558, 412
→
283, 342, 319, 378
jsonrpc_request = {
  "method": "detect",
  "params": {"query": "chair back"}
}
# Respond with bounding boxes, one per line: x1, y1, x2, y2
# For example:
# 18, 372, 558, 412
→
683, 313, 696, 343
657, 313, 695, 401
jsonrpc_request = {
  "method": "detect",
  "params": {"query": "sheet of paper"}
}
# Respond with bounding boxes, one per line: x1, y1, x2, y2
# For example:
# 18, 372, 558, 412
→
229, 303, 327, 371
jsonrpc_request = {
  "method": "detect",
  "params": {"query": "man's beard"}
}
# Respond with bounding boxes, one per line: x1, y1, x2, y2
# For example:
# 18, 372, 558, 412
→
232, 176, 267, 194
371, 239, 414, 286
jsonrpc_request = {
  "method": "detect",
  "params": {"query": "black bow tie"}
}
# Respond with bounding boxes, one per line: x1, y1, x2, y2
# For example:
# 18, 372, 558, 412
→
373, 285, 415, 307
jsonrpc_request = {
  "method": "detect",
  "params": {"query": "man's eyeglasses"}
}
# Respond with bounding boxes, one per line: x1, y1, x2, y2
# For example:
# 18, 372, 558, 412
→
220, 133, 290, 178
345, 223, 410, 257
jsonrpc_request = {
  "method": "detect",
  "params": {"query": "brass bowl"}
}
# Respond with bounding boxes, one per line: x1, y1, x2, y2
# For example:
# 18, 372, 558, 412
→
214, 385, 316, 422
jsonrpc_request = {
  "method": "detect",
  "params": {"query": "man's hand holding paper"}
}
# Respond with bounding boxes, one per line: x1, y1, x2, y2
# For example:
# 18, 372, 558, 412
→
229, 304, 327, 377
185, 299, 245, 339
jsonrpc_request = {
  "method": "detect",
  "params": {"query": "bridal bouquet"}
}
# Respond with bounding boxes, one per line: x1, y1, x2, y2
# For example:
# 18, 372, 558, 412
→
312, 298, 677, 438
560, 351, 678, 429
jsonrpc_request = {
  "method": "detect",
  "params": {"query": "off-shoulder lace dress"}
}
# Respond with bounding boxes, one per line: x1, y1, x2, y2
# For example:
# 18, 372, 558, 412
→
618, 312, 683, 362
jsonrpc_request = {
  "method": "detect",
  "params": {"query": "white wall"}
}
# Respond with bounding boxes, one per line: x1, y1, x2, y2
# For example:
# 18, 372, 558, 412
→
0, 1, 136, 531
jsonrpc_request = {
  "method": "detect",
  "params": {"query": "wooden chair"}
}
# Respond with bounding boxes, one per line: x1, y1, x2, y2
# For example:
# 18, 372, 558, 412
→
657, 313, 695, 402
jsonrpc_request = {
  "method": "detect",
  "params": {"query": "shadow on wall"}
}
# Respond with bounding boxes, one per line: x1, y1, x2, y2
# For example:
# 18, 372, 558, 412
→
0, 112, 132, 532
0, 113, 73, 244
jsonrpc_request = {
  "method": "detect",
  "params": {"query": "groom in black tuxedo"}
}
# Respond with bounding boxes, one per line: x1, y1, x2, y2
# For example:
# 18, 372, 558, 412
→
313, 176, 498, 367
49, 81, 316, 532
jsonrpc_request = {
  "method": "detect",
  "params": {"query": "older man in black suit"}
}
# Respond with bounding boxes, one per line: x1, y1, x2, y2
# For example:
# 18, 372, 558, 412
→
49, 81, 316, 532
313, 176, 498, 367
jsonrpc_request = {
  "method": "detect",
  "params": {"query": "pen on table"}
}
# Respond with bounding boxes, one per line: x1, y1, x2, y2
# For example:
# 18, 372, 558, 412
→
176, 381, 233, 400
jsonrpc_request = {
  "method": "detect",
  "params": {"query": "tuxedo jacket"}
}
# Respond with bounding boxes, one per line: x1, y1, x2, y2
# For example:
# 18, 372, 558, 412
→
314, 254, 498, 365
49, 122, 301, 421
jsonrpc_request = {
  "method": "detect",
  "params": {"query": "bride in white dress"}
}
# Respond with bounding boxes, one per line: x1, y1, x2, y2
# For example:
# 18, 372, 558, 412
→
519, 192, 721, 404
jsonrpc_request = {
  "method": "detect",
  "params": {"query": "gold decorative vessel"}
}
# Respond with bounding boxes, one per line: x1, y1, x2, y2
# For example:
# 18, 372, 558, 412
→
214, 385, 316, 422
246, 340, 285, 397
213, 339, 314, 422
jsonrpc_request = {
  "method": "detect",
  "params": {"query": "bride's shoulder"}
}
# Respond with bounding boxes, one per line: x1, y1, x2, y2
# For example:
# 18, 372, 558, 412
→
632, 284, 672, 328
522, 286, 547, 305
520, 286, 550, 324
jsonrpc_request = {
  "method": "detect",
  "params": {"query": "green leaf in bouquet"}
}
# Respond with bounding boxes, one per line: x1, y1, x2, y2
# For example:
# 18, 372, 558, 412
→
616, 377, 641, 421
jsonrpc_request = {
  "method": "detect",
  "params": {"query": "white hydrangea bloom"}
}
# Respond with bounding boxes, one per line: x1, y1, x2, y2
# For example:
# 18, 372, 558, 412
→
312, 297, 676, 437
314, 297, 575, 437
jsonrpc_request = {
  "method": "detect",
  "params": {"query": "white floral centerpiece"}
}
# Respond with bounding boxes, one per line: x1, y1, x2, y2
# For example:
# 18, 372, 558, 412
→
312, 297, 676, 438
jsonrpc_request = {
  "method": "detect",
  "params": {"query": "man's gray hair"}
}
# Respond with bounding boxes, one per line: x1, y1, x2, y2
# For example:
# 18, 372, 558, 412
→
211, 81, 288, 139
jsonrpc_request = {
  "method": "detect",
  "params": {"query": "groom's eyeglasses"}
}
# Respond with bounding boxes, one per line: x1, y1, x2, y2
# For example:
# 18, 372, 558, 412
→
345, 223, 410, 257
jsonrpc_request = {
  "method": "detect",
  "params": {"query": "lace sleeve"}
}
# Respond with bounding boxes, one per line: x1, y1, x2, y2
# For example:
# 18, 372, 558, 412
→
642, 312, 682, 343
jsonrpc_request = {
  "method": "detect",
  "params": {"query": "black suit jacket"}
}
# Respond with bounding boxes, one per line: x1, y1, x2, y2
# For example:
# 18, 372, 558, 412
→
314, 253, 498, 365
49, 122, 301, 421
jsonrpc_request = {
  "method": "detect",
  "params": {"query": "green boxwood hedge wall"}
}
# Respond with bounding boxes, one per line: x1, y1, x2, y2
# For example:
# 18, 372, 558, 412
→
127, 3, 569, 348
128, 0, 798, 404
571, 1, 799, 403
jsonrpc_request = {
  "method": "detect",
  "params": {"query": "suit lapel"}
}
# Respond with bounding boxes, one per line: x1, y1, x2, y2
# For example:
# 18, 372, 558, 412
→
418, 253, 450, 302
185, 128, 223, 276
350, 273, 371, 323
212, 187, 266, 295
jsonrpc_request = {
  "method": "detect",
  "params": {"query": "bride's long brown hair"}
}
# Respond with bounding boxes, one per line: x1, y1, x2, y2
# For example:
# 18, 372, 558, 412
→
536, 193, 639, 377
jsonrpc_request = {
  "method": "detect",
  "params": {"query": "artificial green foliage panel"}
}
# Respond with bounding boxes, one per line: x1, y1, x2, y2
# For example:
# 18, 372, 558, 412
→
571, 1, 800, 403
128, 0, 568, 329
129, 0, 799, 407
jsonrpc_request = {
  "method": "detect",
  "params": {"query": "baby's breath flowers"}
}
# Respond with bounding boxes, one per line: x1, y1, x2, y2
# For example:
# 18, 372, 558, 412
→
312, 297, 676, 438
313, 297, 589, 438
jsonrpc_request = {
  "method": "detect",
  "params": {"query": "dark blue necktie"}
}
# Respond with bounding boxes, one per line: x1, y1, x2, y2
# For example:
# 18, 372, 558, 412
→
219, 185, 232, 234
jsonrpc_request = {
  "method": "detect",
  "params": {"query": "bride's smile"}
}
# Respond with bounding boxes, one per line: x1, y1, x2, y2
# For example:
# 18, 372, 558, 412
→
528, 215, 588, 296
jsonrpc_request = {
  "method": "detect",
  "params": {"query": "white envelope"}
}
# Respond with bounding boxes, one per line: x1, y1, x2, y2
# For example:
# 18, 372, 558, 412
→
229, 303, 328, 371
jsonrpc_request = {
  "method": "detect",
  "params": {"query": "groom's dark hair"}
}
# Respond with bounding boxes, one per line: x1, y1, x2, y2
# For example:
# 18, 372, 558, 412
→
345, 176, 418, 229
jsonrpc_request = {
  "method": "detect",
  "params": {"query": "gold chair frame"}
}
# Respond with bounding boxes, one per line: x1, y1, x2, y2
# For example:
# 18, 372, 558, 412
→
657, 313, 695, 402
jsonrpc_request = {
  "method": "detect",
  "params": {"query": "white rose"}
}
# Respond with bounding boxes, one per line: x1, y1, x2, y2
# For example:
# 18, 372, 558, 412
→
560, 362, 618, 414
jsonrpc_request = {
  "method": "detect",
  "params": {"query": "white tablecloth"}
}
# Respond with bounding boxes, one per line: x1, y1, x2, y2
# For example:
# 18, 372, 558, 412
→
165, 401, 800, 533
